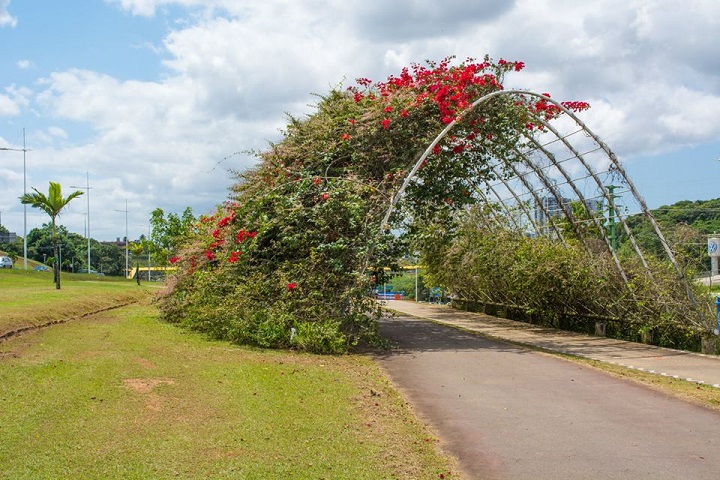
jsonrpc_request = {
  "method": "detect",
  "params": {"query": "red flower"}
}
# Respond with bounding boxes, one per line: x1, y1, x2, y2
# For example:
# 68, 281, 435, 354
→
381, 118, 391, 129
228, 250, 242, 263
313, 177, 323, 185
236, 229, 257, 243
348, 118, 356, 125
384, 106, 393, 113
321, 192, 330, 201
400, 109, 409, 118
205, 251, 215, 261
169, 256, 179, 264
340, 133, 351, 141
287, 283, 297, 291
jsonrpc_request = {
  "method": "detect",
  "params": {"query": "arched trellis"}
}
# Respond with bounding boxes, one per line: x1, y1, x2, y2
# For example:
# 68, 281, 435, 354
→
382, 89, 696, 306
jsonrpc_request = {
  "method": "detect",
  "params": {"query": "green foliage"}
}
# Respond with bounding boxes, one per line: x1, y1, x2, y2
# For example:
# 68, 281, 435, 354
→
620, 197, 720, 268
149, 206, 197, 265
421, 205, 713, 351
19, 182, 84, 289
22, 223, 125, 275
157, 56, 589, 353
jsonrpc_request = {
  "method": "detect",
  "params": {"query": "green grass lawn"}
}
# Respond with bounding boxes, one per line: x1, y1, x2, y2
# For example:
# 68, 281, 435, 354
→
0, 268, 159, 337
0, 287, 458, 479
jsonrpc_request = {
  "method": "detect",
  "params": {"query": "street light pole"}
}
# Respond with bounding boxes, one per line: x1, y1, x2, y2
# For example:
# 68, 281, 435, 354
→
115, 199, 129, 278
71, 172, 92, 272
0, 128, 30, 270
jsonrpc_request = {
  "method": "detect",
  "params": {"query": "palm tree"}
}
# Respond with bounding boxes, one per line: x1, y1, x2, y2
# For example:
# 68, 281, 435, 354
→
20, 182, 83, 289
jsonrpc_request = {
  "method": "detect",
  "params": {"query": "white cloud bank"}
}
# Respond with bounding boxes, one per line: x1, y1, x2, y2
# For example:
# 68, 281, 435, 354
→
1, 0, 718, 239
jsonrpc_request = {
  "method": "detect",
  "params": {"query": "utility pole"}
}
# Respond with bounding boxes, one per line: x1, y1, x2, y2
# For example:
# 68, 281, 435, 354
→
71, 172, 92, 272
114, 199, 129, 278
0, 128, 30, 269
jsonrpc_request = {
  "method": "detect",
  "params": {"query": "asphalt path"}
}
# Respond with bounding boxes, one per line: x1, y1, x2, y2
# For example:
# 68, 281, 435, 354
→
375, 314, 720, 479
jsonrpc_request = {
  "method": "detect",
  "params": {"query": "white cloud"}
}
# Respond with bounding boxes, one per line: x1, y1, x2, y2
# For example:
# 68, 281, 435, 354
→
2, 0, 719, 239
0, 0, 16, 27
16, 59, 30, 69
0, 94, 19, 115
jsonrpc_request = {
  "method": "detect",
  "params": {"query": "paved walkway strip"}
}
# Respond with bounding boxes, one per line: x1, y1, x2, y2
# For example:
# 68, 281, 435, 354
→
376, 302, 720, 479
383, 300, 720, 388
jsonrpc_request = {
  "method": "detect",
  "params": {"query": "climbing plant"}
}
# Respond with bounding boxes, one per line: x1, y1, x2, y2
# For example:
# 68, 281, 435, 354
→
157, 55, 593, 353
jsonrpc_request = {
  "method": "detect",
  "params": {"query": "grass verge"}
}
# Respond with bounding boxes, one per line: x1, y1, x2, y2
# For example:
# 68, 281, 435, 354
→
0, 268, 158, 336
0, 302, 458, 479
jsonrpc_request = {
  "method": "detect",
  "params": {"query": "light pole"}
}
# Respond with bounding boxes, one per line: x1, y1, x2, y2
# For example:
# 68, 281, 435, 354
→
70, 172, 92, 272
0, 128, 29, 270
138, 223, 152, 281
114, 199, 129, 278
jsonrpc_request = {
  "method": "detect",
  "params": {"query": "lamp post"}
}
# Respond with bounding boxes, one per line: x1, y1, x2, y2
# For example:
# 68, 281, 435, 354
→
0, 128, 30, 270
114, 199, 129, 278
70, 172, 92, 273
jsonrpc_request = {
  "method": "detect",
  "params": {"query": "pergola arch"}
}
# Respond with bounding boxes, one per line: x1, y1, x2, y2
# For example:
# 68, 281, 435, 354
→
383, 89, 695, 305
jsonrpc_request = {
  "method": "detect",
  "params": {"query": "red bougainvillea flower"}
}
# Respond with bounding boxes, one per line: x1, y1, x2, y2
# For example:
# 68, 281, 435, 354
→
400, 109, 409, 118
217, 211, 235, 228
228, 250, 242, 263
205, 251, 215, 261
236, 229, 257, 243
348, 118, 356, 125
321, 192, 330, 201
287, 283, 297, 291
381, 118, 391, 129
340, 133, 351, 141
313, 177, 323, 185
169, 256, 180, 264
383, 106, 393, 113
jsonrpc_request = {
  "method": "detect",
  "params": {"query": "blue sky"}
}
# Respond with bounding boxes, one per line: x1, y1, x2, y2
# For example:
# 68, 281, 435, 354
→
1, 0, 719, 241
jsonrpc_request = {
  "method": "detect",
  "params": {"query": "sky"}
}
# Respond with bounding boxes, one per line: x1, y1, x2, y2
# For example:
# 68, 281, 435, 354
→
1, 0, 719, 242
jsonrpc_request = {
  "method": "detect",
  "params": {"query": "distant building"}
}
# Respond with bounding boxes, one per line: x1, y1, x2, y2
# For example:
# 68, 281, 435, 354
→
534, 196, 605, 227
534, 196, 571, 225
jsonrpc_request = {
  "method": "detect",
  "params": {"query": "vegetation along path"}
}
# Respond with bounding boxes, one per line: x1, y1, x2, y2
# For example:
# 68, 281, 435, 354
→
377, 301, 720, 479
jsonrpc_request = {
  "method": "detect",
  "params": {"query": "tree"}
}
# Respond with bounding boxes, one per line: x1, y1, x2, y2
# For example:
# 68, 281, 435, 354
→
129, 241, 144, 285
149, 207, 196, 265
20, 182, 83, 289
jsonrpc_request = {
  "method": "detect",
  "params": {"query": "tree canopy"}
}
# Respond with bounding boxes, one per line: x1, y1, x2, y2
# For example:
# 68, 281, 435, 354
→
20, 182, 83, 289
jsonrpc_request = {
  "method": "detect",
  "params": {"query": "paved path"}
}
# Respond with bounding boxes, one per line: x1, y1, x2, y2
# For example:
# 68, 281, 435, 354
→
383, 300, 720, 387
376, 301, 720, 479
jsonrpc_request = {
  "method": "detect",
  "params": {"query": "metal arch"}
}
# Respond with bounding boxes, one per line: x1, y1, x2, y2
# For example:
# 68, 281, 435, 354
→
523, 97, 695, 305
491, 157, 568, 245
529, 116, 651, 274
521, 133, 629, 282
484, 162, 546, 239
469, 182, 506, 232
383, 88, 695, 305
